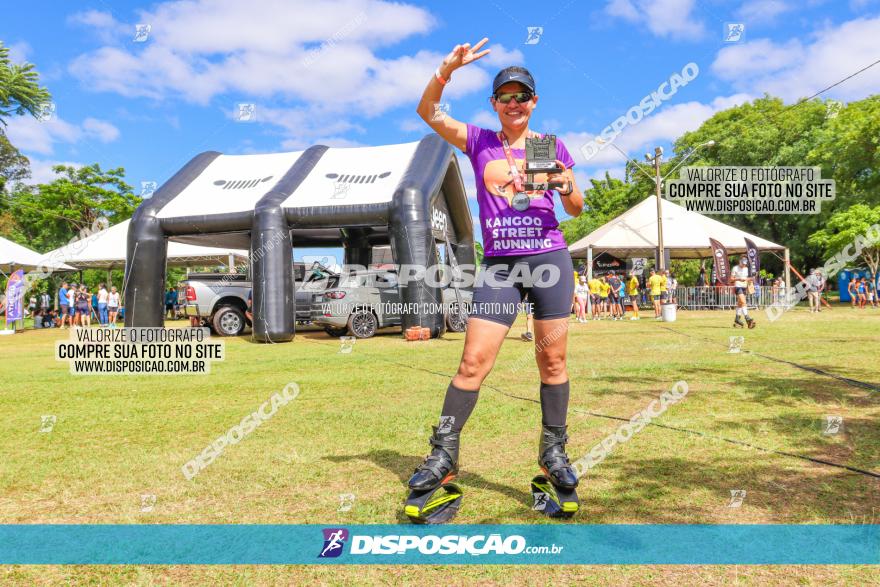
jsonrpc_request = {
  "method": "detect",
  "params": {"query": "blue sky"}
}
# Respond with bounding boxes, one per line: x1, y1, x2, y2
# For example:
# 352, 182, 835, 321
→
3, 0, 880, 261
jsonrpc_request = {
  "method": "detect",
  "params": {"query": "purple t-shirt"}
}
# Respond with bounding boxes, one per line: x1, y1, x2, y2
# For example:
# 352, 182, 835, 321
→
465, 123, 575, 257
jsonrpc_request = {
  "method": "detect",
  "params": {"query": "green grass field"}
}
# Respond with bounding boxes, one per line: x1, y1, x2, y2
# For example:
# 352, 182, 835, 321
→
1, 305, 878, 585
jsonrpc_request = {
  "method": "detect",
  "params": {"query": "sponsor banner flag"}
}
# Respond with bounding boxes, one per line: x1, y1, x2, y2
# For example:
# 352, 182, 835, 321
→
629, 257, 647, 276
5, 269, 25, 323
745, 238, 761, 284
709, 239, 731, 286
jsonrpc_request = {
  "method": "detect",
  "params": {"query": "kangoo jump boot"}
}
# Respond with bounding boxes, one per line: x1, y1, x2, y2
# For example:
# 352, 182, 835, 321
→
531, 424, 580, 519
538, 424, 578, 489
404, 426, 463, 524
408, 425, 459, 491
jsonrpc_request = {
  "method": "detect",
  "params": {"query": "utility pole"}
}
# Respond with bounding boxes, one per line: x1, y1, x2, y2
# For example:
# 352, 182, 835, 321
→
650, 146, 665, 270
632, 141, 714, 271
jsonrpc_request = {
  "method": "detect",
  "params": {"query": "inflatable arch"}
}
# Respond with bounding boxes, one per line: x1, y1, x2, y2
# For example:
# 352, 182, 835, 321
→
124, 134, 475, 342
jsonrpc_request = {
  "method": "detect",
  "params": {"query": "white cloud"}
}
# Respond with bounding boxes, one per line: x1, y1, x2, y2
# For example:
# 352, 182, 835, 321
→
604, 0, 706, 39
67, 10, 129, 43
398, 118, 425, 133
82, 118, 121, 142
249, 105, 366, 150
470, 110, 498, 128
606, 0, 640, 20
737, 0, 793, 24
5, 116, 120, 155
6, 41, 31, 63
456, 152, 476, 200
712, 38, 804, 80
66, 0, 515, 148
68, 9, 119, 29
710, 16, 880, 102
480, 44, 525, 68
67, 0, 483, 110
586, 166, 627, 183
19, 158, 82, 185
560, 93, 753, 168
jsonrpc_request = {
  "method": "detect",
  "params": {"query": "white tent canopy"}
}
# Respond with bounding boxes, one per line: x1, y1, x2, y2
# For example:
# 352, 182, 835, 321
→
1, 236, 75, 273
568, 195, 786, 259
42, 220, 249, 270
568, 195, 791, 289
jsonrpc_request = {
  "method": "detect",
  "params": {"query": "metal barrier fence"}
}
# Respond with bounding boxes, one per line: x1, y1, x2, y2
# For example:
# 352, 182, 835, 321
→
589, 287, 786, 312
672, 286, 779, 310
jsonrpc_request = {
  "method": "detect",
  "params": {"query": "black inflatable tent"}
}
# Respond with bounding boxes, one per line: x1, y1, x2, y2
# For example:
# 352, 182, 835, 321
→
124, 134, 475, 342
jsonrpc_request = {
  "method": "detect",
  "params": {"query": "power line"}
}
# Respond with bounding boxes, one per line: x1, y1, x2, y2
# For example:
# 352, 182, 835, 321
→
790, 57, 880, 109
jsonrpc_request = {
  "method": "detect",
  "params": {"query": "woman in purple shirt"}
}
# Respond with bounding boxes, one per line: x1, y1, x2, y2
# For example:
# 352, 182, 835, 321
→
408, 38, 585, 514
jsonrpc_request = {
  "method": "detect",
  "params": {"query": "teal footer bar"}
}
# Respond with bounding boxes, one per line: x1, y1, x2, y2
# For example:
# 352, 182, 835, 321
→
1, 524, 877, 565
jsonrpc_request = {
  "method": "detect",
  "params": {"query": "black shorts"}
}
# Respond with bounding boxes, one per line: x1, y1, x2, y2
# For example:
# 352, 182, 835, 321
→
734, 287, 747, 295
470, 248, 574, 327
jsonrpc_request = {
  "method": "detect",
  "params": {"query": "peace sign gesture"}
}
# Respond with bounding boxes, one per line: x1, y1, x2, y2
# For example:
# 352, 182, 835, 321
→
440, 38, 491, 74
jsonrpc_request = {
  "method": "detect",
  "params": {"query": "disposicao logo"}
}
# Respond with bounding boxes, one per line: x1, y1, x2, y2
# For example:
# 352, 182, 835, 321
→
319, 528, 349, 558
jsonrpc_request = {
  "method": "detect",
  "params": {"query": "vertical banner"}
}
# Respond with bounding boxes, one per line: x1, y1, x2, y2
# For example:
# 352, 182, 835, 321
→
744, 238, 760, 284
629, 257, 647, 276
709, 239, 731, 285
5, 269, 25, 323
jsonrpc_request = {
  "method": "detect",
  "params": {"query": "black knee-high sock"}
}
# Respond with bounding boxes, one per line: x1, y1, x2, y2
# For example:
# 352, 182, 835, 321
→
438, 382, 479, 433
540, 381, 570, 427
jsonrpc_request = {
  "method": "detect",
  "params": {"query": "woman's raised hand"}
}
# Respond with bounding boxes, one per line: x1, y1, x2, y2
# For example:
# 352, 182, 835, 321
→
441, 38, 491, 74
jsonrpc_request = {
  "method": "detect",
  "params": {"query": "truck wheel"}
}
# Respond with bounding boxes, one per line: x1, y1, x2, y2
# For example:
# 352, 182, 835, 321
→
347, 309, 377, 339
212, 306, 246, 336
324, 326, 349, 337
446, 304, 469, 332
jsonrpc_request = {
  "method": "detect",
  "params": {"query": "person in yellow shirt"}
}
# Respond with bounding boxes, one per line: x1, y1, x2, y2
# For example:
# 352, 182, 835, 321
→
599, 276, 611, 319
647, 269, 663, 319
627, 271, 640, 320
588, 275, 601, 320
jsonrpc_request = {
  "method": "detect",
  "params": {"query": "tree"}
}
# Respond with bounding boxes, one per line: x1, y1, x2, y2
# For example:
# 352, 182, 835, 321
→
560, 172, 643, 244
474, 241, 484, 266
0, 41, 51, 124
5, 164, 141, 251
0, 130, 29, 237
808, 204, 880, 284
0, 131, 28, 192
668, 95, 833, 272
809, 96, 880, 206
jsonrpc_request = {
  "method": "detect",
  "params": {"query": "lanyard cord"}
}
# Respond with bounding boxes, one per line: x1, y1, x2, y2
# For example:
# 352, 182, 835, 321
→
498, 130, 539, 193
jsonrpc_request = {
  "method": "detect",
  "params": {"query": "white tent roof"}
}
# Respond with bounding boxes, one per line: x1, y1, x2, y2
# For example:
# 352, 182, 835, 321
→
568, 195, 785, 259
42, 220, 249, 269
1, 236, 75, 273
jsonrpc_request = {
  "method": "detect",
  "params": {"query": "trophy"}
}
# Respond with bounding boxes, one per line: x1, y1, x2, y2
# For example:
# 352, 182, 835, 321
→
512, 135, 571, 211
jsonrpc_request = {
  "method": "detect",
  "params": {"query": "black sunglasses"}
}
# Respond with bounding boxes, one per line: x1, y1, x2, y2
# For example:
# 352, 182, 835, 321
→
492, 91, 534, 104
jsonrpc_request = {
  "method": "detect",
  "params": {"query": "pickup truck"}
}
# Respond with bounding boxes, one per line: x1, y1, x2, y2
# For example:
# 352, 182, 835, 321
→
178, 264, 338, 336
